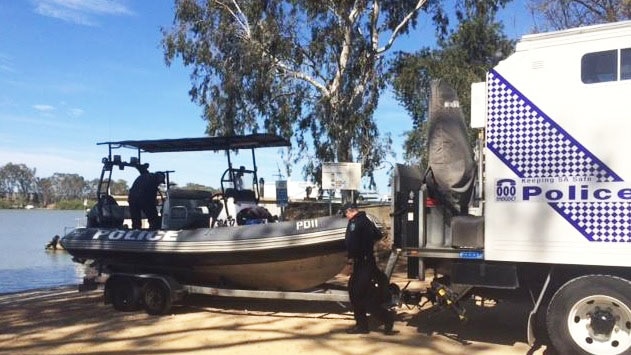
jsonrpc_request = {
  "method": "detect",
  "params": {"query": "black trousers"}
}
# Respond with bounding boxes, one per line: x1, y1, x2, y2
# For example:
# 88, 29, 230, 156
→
129, 200, 160, 230
348, 259, 392, 328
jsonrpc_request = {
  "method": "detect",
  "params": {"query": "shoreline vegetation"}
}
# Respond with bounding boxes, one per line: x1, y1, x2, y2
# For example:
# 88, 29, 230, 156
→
0, 163, 219, 213
0, 199, 91, 210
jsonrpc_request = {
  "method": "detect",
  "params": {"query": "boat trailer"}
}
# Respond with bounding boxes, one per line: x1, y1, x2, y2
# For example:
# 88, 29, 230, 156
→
78, 250, 403, 315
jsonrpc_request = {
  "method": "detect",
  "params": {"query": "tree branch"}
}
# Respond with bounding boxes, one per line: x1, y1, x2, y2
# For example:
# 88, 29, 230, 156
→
573, 0, 607, 19
371, 0, 380, 51
376, 0, 427, 54
274, 59, 330, 95
215, 0, 329, 96
330, 2, 362, 100
213, 0, 251, 38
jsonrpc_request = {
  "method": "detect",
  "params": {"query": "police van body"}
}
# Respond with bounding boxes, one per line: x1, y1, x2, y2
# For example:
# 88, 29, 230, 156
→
393, 21, 631, 355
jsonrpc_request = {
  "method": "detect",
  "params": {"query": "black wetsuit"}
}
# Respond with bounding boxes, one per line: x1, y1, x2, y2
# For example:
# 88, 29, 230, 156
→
128, 173, 162, 230
345, 211, 393, 331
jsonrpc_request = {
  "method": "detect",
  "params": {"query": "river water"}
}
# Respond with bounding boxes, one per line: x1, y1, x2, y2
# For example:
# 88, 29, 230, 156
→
0, 209, 88, 294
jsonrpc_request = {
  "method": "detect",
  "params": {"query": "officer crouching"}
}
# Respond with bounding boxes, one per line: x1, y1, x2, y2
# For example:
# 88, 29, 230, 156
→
342, 202, 395, 335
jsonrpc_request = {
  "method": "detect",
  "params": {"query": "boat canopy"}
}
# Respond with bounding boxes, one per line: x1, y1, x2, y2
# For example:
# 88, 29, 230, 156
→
98, 133, 290, 153
93, 133, 290, 219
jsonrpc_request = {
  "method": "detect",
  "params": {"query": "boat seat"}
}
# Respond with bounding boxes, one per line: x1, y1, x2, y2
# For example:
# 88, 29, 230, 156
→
167, 189, 214, 200
87, 195, 124, 228
425, 79, 476, 215
167, 205, 210, 229
163, 189, 215, 229
224, 188, 257, 203
170, 206, 188, 219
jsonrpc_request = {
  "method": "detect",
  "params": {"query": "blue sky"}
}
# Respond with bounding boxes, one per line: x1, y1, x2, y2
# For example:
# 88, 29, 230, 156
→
0, 0, 533, 194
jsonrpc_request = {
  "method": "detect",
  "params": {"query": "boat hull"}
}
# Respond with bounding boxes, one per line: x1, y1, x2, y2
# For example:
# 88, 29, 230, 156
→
159, 252, 347, 290
61, 216, 349, 291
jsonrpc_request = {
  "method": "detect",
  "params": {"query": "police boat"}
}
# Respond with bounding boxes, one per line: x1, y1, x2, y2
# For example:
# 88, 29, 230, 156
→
61, 134, 348, 291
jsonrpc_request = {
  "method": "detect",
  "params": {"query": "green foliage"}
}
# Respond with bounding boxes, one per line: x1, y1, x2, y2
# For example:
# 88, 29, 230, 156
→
0, 199, 14, 209
390, 0, 515, 166
46, 173, 88, 201
0, 162, 37, 203
182, 182, 218, 193
55, 199, 88, 210
162, 0, 439, 186
104, 179, 129, 196
0, 160, 225, 207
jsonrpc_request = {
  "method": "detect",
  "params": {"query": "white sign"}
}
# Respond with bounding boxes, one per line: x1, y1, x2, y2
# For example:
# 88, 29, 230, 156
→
321, 162, 361, 190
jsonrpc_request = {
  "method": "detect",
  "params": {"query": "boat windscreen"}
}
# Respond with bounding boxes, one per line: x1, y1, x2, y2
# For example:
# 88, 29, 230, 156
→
98, 133, 290, 153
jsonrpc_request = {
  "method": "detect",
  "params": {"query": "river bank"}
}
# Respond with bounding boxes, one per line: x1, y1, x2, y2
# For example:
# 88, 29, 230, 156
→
0, 270, 553, 355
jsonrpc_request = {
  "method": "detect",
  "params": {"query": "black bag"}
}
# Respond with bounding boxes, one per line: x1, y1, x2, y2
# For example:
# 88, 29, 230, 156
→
369, 266, 390, 306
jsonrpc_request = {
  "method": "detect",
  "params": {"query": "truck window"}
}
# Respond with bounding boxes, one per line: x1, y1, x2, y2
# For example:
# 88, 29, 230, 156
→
622, 48, 631, 81
581, 50, 617, 83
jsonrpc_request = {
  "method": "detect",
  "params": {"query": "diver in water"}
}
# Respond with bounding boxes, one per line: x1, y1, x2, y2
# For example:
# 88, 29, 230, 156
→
45, 235, 61, 250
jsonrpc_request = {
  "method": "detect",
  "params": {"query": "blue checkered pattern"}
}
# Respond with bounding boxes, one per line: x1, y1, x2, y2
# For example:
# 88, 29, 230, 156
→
486, 70, 631, 242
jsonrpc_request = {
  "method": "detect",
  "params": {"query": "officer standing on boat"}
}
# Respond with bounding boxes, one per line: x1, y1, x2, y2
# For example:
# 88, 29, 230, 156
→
128, 171, 165, 230
343, 202, 395, 335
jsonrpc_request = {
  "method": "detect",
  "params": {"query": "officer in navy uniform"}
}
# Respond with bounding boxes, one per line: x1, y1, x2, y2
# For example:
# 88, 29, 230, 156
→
128, 171, 165, 230
343, 202, 395, 335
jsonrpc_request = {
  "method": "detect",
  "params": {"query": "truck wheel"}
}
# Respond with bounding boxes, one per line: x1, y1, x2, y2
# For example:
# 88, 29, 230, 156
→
142, 279, 172, 315
546, 275, 631, 355
109, 277, 141, 312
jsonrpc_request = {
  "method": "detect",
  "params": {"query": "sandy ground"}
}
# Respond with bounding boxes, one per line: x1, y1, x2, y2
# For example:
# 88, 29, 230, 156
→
0, 270, 555, 355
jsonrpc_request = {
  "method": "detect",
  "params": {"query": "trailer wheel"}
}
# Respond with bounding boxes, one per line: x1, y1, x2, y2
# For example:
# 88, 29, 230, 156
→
546, 275, 631, 355
108, 277, 141, 312
142, 279, 172, 315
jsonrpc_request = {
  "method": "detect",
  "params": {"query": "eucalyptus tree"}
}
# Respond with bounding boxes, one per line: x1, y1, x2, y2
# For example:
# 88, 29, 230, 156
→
0, 162, 37, 204
529, 0, 631, 31
49, 173, 88, 201
390, 0, 514, 165
36, 177, 54, 206
162, 0, 442, 184
110, 179, 129, 196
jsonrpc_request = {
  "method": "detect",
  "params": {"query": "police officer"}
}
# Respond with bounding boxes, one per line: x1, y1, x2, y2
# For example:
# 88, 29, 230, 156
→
128, 171, 165, 230
343, 202, 395, 335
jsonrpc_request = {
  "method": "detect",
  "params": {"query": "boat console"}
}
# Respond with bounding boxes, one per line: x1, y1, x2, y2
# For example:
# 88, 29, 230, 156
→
161, 189, 223, 229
